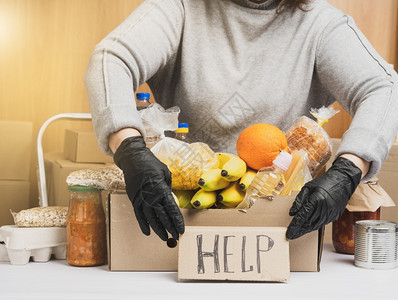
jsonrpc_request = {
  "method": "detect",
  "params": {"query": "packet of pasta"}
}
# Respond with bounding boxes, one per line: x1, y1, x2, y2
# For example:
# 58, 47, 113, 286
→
151, 138, 219, 190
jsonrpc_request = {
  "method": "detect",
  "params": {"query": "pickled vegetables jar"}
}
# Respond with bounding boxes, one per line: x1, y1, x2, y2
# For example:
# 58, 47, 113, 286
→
332, 208, 381, 255
66, 186, 106, 266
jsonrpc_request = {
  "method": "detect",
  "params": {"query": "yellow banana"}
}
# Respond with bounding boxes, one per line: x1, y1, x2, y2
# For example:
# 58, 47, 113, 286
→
217, 153, 247, 181
239, 168, 257, 191
171, 192, 179, 206
172, 189, 195, 209
216, 181, 246, 208
190, 189, 217, 209
198, 168, 230, 191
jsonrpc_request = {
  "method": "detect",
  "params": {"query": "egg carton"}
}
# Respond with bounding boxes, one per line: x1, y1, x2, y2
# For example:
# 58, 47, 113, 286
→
0, 225, 66, 265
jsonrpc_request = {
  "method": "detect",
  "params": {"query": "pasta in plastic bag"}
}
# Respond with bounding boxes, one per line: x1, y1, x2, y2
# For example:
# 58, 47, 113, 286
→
151, 138, 219, 190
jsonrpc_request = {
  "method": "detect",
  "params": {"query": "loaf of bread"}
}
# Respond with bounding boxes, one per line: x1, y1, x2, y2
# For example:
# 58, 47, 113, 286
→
285, 116, 332, 177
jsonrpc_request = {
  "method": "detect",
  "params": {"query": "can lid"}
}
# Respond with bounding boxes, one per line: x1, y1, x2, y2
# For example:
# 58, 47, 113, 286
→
136, 93, 150, 100
355, 220, 398, 233
272, 151, 292, 171
68, 185, 100, 192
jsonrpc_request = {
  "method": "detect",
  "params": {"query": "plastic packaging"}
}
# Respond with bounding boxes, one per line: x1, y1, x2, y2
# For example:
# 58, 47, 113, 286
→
151, 138, 219, 190
11, 206, 68, 227
139, 103, 180, 148
240, 151, 292, 208
66, 186, 106, 267
280, 150, 312, 196
136, 92, 151, 111
286, 106, 339, 177
66, 165, 125, 191
175, 123, 189, 141
0, 225, 66, 265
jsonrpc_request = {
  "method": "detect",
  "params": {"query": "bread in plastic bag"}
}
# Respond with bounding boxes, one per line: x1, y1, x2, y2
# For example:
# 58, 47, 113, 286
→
150, 137, 219, 190
286, 106, 339, 177
11, 206, 68, 227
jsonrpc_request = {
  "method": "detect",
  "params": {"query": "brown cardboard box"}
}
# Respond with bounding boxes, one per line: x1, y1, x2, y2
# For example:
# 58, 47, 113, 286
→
108, 192, 323, 272
324, 139, 398, 244
64, 129, 113, 163
0, 181, 30, 226
44, 151, 113, 207
0, 121, 32, 181
178, 226, 290, 282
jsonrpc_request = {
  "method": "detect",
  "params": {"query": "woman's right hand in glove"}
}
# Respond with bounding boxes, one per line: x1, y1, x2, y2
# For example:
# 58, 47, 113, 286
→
113, 135, 185, 241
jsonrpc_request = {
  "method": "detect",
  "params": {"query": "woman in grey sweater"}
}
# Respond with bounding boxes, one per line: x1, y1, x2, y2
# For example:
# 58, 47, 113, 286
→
84, 0, 398, 241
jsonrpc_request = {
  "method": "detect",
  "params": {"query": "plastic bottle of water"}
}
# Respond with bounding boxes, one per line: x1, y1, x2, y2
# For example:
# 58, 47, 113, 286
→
136, 93, 151, 111
244, 151, 292, 203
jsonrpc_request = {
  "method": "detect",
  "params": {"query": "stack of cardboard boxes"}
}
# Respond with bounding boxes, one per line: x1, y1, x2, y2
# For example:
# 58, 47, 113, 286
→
44, 129, 114, 207
0, 121, 32, 226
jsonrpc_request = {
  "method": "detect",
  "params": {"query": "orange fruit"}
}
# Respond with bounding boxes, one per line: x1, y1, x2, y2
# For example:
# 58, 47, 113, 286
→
236, 123, 288, 170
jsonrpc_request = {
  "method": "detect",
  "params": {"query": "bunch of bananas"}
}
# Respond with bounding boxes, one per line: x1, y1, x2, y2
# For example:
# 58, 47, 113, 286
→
173, 153, 257, 210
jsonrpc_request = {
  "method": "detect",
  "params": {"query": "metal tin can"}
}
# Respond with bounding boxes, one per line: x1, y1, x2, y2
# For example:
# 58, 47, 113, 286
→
354, 220, 398, 269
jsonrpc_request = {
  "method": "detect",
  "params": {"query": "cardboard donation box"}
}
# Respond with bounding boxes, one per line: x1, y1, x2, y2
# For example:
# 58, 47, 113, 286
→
64, 129, 113, 163
108, 192, 323, 273
178, 226, 290, 282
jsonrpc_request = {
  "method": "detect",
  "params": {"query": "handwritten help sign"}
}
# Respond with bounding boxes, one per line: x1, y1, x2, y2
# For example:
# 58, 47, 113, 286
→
178, 226, 289, 282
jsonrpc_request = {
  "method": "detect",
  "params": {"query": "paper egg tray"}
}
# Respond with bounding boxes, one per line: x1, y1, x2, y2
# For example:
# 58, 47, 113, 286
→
0, 225, 66, 265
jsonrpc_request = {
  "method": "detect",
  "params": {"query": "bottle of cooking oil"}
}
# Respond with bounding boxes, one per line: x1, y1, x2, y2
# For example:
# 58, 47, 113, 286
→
244, 151, 292, 204
174, 123, 189, 141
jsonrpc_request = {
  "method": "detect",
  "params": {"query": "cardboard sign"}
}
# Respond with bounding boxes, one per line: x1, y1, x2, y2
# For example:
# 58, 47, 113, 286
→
178, 226, 289, 282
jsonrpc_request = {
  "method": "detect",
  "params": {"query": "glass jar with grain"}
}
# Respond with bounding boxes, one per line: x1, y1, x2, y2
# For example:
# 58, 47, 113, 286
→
66, 186, 106, 266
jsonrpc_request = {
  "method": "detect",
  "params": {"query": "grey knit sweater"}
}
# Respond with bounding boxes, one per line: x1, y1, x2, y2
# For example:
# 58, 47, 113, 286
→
84, 0, 398, 181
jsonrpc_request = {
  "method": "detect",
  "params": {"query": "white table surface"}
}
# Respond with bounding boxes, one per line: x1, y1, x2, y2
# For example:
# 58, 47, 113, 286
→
0, 243, 397, 300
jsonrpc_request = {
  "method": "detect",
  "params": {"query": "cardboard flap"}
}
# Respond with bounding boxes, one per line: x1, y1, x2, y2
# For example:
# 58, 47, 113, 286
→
178, 226, 289, 282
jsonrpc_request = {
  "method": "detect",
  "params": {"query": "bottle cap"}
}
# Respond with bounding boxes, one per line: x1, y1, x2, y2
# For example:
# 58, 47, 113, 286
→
178, 123, 189, 128
175, 123, 189, 133
136, 93, 150, 100
272, 151, 292, 171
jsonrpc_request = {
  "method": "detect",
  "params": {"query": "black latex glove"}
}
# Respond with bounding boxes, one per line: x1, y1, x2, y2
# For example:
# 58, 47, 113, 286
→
113, 136, 184, 241
286, 157, 362, 240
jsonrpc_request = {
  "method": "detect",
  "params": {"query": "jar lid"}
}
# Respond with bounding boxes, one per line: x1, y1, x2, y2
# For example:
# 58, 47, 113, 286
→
136, 93, 150, 100
68, 185, 100, 192
355, 220, 398, 234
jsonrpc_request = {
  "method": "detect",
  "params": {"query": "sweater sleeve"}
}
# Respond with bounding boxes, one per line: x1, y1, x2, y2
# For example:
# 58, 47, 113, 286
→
315, 15, 398, 181
84, 0, 184, 155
